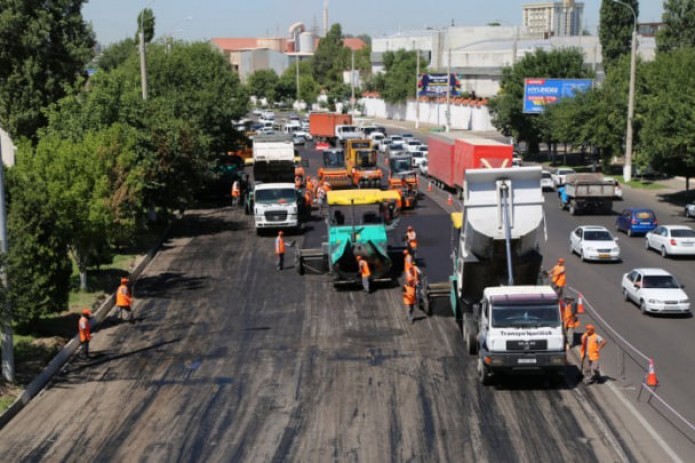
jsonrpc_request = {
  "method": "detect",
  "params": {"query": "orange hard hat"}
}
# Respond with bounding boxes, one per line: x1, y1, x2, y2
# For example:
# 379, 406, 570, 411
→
558, 258, 565, 263
585, 324, 595, 331
120, 277, 129, 284
82, 309, 92, 316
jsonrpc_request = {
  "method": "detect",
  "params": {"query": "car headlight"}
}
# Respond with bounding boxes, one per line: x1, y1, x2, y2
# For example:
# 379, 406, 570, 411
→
680, 300, 689, 304
648, 299, 658, 304
613, 247, 620, 253
586, 247, 595, 251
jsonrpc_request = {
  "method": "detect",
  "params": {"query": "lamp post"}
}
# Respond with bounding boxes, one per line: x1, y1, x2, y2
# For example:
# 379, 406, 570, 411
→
613, 0, 638, 182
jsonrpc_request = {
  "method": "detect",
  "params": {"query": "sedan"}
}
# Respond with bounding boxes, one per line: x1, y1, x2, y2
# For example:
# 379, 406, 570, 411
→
541, 171, 554, 191
685, 203, 695, 218
405, 140, 423, 153
551, 168, 576, 188
616, 208, 658, 236
645, 225, 695, 257
621, 268, 690, 315
292, 134, 305, 145
569, 225, 620, 262
418, 160, 428, 176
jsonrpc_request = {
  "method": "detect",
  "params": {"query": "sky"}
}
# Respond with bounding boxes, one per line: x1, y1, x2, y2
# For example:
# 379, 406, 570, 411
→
83, 1, 664, 46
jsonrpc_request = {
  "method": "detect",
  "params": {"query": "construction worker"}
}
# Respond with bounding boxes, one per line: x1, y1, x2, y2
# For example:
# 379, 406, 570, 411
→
317, 183, 327, 215
549, 257, 567, 297
356, 255, 371, 293
403, 279, 417, 323
78, 309, 92, 358
407, 263, 425, 308
275, 231, 286, 270
231, 179, 241, 206
403, 249, 414, 276
295, 175, 303, 190
306, 176, 314, 197
580, 324, 607, 385
404, 225, 418, 258
116, 277, 134, 323
561, 296, 579, 347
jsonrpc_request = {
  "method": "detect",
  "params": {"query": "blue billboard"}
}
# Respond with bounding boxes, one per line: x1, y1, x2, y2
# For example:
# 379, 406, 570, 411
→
523, 78, 593, 114
418, 73, 462, 97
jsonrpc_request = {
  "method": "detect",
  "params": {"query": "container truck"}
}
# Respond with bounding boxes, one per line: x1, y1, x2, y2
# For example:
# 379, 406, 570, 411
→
558, 173, 616, 215
427, 132, 513, 197
425, 167, 566, 385
309, 113, 353, 146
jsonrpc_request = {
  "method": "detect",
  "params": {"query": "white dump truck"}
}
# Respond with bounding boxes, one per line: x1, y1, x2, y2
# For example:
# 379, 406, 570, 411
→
426, 166, 566, 385
247, 135, 304, 233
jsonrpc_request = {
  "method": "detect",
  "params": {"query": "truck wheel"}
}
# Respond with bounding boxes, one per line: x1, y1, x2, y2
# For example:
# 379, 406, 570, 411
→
478, 359, 492, 386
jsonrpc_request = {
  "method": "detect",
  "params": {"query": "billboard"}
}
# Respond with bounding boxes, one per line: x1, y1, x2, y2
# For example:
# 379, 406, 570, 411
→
523, 78, 593, 114
418, 73, 462, 97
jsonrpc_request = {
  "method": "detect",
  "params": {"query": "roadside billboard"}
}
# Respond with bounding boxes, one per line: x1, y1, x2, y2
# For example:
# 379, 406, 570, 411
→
523, 78, 593, 114
418, 73, 462, 97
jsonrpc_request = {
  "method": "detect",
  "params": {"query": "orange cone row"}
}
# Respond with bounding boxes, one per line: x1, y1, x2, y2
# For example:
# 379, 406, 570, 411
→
646, 358, 659, 387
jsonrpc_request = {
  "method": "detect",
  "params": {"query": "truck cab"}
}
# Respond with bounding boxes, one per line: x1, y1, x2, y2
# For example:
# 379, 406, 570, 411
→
249, 183, 303, 233
346, 139, 382, 188
335, 124, 360, 145
388, 153, 418, 208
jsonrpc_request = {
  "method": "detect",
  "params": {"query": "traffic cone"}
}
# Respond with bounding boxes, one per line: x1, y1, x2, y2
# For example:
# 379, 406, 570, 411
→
646, 358, 659, 387
447, 194, 453, 206
428, 182, 433, 192
577, 293, 585, 314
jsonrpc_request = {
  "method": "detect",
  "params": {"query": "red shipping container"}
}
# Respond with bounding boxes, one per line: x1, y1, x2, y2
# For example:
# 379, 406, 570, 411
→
427, 133, 456, 189
309, 113, 353, 138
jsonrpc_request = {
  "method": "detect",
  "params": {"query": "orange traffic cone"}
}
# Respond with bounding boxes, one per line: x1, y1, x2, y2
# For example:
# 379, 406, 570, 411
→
428, 182, 433, 192
646, 358, 659, 387
577, 293, 585, 314
447, 194, 453, 206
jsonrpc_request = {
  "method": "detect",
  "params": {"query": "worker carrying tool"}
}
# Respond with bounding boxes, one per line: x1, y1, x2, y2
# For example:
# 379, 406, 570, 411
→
403, 279, 417, 324
580, 324, 607, 385
549, 257, 567, 297
356, 256, 371, 293
78, 309, 92, 358
403, 225, 418, 258
561, 295, 579, 347
116, 277, 134, 323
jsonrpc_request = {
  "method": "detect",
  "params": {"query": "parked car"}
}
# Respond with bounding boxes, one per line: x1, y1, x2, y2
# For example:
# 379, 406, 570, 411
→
621, 268, 690, 315
603, 177, 623, 200
551, 168, 576, 188
616, 208, 658, 236
645, 225, 695, 257
418, 159, 428, 176
411, 150, 427, 169
569, 225, 621, 262
541, 170, 554, 191
685, 203, 695, 218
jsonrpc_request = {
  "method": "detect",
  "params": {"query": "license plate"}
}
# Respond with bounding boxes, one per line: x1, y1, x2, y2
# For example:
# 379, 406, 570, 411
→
599, 254, 609, 258
518, 358, 537, 365
682, 242, 694, 247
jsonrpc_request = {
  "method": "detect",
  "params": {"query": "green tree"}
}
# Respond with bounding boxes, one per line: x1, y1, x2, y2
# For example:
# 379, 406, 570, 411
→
247, 69, 280, 103
299, 74, 320, 103
136, 8, 156, 43
277, 61, 315, 102
656, 0, 695, 53
97, 38, 137, 72
380, 49, 419, 104
0, 0, 95, 140
599, 0, 639, 71
313, 23, 349, 88
487, 48, 593, 155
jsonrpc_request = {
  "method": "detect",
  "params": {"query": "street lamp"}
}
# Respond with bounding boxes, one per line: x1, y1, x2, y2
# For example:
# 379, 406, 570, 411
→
613, 0, 638, 183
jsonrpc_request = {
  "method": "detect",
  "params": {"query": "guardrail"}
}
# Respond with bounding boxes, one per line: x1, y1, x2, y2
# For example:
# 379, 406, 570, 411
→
567, 285, 695, 444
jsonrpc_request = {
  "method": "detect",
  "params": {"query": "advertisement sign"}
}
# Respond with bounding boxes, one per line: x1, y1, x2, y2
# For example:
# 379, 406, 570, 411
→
523, 78, 593, 113
418, 73, 462, 97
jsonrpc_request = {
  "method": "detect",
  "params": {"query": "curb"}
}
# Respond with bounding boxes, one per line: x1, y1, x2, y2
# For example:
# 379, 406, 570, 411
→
0, 222, 173, 430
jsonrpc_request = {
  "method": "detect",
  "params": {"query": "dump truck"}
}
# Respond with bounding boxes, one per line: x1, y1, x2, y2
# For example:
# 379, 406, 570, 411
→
427, 132, 513, 197
425, 167, 565, 385
387, 152, 418, 209
558, 173, 616, 215
309, 113, 353, 146
294, 189, 402, 286
246, 135, 306, 233
317, 149, 353, 189
346, 139, 383, 188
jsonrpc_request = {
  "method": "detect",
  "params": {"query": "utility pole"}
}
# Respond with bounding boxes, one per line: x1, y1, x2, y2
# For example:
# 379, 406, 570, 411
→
139, 12, 148, 100
446, 45, 451, 133
0, 139, 14, 382
415, 41, 420, 129
350, 48, 355, 114
613, 0, 637, 182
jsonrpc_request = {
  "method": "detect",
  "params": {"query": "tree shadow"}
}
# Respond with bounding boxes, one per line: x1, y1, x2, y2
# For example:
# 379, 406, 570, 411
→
655, 189, 695, 210
13, 337, 67, 384
133, 272, 208, 298
167, 213, 246, 240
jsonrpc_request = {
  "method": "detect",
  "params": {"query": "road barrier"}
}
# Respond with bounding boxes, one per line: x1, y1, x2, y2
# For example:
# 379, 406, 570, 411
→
567, 285, 695, 444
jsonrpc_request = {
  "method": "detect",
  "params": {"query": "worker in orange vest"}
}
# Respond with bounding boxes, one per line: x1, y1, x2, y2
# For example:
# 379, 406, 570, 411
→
356, 255, 371, 293
78, 309, 92, 358
317, 183, 327, 215
275, 231, 287, 270
404, 225, 418, 258
403, 249, 413, 276
580, 324, 607, 385
295, 175, 303, 190
306, 176, 314, 196
561, 295, 579, 347
231, 179, 241, 206
116, 277, 134, 323
403, 279, 417, 323
549, 257, 567, 297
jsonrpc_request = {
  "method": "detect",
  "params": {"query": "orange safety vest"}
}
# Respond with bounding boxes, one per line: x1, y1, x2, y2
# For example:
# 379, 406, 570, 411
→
404, 254, 414, 274
275, 236, 286, 255
295, 176, 303, 189
78, 315, 91, 342
359, 260, 371, 278
403, 285, 416, 305
580, 333, 602, 361
551, 264, 566, 287
116, 284, 132, 307
231, 181, 240, 198
304, 190, 313, 206
562, 302, 579, 328
406, 265, 420, 285
406, 230, 418, 249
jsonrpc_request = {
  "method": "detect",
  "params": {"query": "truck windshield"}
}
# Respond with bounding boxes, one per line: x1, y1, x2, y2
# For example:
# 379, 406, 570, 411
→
491, 305, 561, 328
324, 151, 345, 168
255, 188, 296, 204
357, 150, 376, 168
390, 159, 411, 173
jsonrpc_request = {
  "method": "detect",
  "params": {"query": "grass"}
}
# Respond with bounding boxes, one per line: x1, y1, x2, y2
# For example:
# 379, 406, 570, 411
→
615, 176, 666, 190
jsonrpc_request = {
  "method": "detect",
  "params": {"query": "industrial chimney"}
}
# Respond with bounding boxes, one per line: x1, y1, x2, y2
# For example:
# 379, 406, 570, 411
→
323, 0, 329, 36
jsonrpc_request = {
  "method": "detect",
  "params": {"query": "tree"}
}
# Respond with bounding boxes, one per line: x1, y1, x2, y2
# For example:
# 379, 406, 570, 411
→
136, 8, 155, 43
313, 23, 349, 88
247, 69, 280, 103
487, 48, 593, 155
97, 38, 137, 72
656, 0, 695, 53
380, 50, 418, 104
277, 61, 315, 102
0, 0, 95, 140
599, 0, 639, 71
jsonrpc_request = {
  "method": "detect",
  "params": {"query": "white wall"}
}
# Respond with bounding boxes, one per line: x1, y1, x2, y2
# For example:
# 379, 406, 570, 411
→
360, 98, 495, 132
0, 128, 15, 167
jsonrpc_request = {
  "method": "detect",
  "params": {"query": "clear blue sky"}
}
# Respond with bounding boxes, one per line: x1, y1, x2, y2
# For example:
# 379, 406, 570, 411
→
83, 1, 664, 45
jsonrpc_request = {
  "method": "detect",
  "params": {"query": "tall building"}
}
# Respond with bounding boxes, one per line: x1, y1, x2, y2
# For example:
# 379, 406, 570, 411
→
523, 1, 584, 37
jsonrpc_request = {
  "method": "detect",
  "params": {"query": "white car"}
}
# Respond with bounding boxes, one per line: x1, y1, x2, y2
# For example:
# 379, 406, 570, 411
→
541, 170, 554, 191
645, 225, 695, 257
401, 133, 415, 139
551, 168, 576, 188
411, 150, 427, 169
418, 160, 428, 176
685, 203, 695, 218
293, 130, 313, 142
405, 140, 423, 153
621, 268, 690, 315
569, 225, 620, 262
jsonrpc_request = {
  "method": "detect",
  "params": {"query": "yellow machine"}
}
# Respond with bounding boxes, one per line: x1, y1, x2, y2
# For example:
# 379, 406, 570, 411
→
345, 139, 383, 188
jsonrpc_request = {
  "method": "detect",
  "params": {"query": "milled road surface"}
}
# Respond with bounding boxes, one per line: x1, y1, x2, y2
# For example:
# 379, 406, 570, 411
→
0, 201, 633, 462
